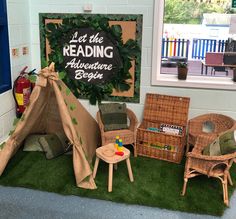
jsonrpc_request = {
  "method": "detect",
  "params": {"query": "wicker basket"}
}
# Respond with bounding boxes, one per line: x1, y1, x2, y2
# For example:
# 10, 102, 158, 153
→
136, 93, 190, 163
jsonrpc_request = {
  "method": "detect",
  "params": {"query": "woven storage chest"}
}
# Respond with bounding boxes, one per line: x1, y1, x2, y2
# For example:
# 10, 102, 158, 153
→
136, 93, 190, 163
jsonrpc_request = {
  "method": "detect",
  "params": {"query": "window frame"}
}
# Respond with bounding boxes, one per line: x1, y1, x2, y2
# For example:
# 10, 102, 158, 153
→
0, 0, 11, 94
151, 0, 236, 91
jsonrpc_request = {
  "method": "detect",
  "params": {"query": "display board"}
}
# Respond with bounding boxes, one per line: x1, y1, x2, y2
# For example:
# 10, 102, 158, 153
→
39, 14, 142, 104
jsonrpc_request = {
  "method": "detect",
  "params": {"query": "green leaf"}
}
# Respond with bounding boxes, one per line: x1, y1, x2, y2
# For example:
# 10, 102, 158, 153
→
13, 118, 20, 126
46, 23, 56, 32
41, 57, 49, 68
66, 88, 71, 96
21, 115, 25, 121
79, 137, 83, 145
63, 18, 70, 25
72, 118, 78, 125
89, 94, 97, 105
57, 53, 64, 64
99, 17, 109, 31
28, 75, 37, 83
123, 60, 132, 73
111, 25, 122, 40
103, 84, 113, 94
9, 130, 14, 136
59, 71, 66, 80
118, 82, 131, 91
57, 84, 62, 91
0, 142, 5, 150
69, 104, 76, 111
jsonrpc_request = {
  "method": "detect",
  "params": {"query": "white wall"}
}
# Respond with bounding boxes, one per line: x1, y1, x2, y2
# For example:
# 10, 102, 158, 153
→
0, 0, 31, 143
2, 0, 236, 141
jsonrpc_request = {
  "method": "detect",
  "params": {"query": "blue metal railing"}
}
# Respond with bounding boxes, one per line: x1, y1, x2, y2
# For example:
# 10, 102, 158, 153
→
191, 38, 227, 60
162, 38, 227, 61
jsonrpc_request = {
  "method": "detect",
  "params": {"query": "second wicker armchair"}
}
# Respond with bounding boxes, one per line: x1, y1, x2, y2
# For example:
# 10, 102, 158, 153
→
182, 134, 236, 206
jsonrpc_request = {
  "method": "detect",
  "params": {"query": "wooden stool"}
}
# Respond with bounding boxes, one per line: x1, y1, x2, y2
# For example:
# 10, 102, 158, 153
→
93, 143, 134, 192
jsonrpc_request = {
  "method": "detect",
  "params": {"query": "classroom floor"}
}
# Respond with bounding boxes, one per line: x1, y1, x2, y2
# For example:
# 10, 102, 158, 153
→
0, 186, 235, 219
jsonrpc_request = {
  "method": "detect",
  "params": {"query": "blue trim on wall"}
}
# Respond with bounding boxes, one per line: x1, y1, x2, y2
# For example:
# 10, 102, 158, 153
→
0, 0, 11, 94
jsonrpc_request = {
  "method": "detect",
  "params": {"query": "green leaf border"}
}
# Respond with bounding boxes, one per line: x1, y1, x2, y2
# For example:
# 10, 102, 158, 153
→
39, 13, 142, 104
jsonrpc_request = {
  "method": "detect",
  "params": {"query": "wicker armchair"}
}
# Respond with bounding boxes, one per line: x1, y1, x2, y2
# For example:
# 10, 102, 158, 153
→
182, 134, 236, 206
187, 113, 235, 154
96, 108, 138, 156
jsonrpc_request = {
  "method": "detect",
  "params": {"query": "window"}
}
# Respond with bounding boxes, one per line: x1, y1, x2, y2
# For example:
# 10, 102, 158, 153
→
152, 0, 236, 90
0, 0, 11, 94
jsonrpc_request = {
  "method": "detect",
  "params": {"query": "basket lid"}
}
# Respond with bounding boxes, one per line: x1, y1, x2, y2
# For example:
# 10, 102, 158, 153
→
143, 93, 190, 126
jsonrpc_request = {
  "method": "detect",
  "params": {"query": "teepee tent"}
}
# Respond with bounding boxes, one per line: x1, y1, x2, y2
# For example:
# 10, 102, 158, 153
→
0, 63, 100, 189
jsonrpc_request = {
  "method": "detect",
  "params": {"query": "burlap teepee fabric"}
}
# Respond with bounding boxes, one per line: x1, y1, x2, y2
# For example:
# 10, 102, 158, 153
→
0, 63, 100, 189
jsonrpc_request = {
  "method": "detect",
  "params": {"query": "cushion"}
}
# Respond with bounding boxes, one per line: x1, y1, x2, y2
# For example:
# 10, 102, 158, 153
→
39, 133, 72, 159
99, 103, 128, 131
202, 130, 236, 156
23, 134, 44, 152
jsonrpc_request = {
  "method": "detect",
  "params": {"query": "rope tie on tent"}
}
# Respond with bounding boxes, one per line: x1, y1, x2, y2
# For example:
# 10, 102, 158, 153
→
37, 62, 59, 87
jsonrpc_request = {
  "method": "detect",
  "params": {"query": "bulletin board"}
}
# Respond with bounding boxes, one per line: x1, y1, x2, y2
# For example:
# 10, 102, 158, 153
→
39, 14, 142, 104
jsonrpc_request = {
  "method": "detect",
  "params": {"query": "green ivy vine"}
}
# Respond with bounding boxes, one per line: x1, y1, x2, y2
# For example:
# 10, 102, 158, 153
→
45, 15, 140, 105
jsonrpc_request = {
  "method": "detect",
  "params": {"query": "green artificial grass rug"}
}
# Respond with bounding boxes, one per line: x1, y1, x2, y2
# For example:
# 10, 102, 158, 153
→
0, 149, 236, 216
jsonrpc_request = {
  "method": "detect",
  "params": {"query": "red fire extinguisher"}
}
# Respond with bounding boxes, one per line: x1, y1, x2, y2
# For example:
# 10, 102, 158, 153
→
13, 66, 32, 118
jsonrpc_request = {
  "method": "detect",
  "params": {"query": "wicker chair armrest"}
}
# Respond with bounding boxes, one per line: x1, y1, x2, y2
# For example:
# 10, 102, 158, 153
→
216, 122, 236, 137
192, 134, 216, 153
96, 111, 105, 134
187, 151, 236, 162
187, 152, 213, 160
127, 108, 138, 131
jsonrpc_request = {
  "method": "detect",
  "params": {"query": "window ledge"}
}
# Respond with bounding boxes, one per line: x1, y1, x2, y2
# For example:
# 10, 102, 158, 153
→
152, 74, 236, 90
